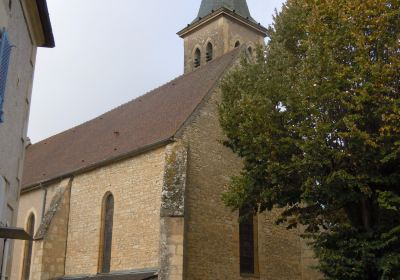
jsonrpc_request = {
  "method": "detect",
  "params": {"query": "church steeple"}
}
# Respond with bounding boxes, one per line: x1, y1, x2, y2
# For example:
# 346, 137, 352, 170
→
195, 0, 255, 23
178, 0, 267, 73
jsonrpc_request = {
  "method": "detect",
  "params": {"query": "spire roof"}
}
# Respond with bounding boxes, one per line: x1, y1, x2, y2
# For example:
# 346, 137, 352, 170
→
194, 0, 256, 23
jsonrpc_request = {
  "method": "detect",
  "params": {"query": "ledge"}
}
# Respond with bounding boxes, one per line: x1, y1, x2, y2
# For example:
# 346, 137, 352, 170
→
57, 268, 158, 280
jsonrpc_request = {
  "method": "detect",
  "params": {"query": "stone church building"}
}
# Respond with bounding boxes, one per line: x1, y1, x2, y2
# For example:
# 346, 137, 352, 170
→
11, 1, 321, 279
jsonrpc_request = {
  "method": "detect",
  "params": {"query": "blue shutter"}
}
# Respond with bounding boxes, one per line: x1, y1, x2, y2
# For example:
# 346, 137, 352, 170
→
0, 29, 12, 123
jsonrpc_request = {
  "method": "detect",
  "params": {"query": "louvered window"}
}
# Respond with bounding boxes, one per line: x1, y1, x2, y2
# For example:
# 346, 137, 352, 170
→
0, 29, 12, 123
206, 42, 213, 62
194, 48, 201, 68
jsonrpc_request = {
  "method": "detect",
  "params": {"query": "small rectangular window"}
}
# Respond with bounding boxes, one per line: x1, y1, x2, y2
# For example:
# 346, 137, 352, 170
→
0, 29, 13, 123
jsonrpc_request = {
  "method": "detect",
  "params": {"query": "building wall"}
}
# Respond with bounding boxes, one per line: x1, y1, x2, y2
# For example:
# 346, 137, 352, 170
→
0, 0, 39, 277
12, 146, 168, 279
10, 181, 61, 280
224, 17, 265, 52
159, 143, 187, 280
183, 17, 225, 73
30, 179, 72, 280
0, 0, 9, 28
64, 147, 166, 276
182, 16, 264, 73
178, 74, 321, 279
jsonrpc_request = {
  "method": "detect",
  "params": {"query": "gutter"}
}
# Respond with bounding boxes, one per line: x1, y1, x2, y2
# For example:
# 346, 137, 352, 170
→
35, 0, 55, 47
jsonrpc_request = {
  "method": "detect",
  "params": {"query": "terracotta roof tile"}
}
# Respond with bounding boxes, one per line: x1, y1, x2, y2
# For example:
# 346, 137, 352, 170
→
22, 49, 239, 190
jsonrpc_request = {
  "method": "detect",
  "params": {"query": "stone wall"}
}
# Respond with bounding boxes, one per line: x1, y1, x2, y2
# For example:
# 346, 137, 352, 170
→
182, 16, 264, 73
10, 181, 62, 280
159, 143, 187, 280
64, 147, 166, 276
224, 17, 265, 52
178, 73, 321, 279
10, 187, 43, 280
30, 179, 72, 280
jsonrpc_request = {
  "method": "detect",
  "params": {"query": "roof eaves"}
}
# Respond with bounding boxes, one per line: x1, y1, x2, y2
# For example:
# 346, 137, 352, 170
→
21, 137, 175, 192
35, 0, 55, 48
177, 7, 267, 38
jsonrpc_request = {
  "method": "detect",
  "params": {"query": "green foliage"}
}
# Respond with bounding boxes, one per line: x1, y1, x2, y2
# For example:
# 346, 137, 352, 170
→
219, 0, 400, 279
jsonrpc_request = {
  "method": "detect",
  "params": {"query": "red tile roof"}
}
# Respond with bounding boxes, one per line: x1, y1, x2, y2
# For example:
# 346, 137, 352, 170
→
22, 49, 240, 190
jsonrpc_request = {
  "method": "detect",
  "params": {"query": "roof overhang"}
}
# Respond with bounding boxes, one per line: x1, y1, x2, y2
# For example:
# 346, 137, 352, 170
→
20, 0, 55, 48
177, 7, 267, 38
0, 227, 32, 240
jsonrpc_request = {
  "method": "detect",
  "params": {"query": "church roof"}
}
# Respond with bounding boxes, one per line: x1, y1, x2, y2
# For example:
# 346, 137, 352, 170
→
195, 0, 255, 23
22, 49, 240, 191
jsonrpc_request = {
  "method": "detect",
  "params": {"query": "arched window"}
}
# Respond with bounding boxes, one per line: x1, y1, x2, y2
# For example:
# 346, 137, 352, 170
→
22, 213, 35, 280
194, 48, 201, 68
235, 41, 241, 48
206, 42, 213, 62
99, 193, 114, 273
248, 46, 253, 55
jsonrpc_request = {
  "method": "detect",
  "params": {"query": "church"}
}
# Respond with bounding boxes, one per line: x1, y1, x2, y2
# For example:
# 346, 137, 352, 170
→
11, 1, 321, 279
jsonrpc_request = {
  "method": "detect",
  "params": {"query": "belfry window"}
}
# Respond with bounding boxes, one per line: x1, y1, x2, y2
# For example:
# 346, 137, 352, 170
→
21, 213, 35, 280
206, 42, 213, 62
194, 48, 201, 68
239, 207, 258, 275
99, 193, 114, 273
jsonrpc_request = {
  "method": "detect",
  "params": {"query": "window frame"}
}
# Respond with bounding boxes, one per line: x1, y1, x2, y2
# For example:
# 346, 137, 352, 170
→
194, 48, 201, 68
98, 193, 114, 274
21, 213, 35, 280
206, 42, 213, 62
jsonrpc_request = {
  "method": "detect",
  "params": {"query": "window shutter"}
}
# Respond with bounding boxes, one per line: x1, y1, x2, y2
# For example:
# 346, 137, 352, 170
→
0, 29, 12, 122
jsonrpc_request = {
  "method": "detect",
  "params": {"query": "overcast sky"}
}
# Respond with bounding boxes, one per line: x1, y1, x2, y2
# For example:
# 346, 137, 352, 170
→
28, 0, 286, 143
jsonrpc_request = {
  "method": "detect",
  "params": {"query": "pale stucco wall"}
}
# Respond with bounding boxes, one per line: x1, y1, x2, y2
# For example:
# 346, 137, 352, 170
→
0, 0, 9, 28
0, 0, 37, 223
0, 0, 40, 277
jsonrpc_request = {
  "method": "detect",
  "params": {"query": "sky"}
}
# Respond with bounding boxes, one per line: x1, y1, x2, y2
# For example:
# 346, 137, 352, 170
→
28, 0, 286, 143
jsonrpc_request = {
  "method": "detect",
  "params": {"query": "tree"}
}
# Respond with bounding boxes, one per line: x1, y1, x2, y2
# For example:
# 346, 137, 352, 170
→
219, 0, 400, 279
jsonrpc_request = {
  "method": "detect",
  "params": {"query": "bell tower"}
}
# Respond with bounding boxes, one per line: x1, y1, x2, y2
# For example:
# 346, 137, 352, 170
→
178, 0, 267, 73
